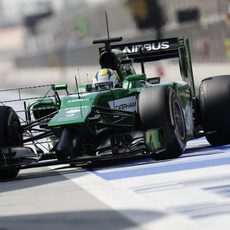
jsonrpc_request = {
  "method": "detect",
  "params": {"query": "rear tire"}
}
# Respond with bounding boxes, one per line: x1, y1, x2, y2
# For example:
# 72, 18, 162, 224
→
0, 106, 22, 180
199, 75, 230, 146
138, 86, 186, 160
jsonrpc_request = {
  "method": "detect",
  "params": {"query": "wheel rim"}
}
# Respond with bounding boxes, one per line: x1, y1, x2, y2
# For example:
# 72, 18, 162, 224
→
172, 100, 186, 140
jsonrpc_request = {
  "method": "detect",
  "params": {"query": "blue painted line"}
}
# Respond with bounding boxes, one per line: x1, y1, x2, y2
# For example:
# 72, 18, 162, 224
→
93, 156, 230, 180
91, 148, 224, 172
172, 203, 230, 219
214, 145, 230, 150
203, 184, 230, 197
204, 184, 230, 190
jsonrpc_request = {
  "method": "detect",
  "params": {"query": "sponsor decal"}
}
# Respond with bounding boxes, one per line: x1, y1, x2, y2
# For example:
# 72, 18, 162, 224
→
66, 109, 81, 114
121, 41, 170, 54
67, 98, 90, 103
108, 96, 137, 112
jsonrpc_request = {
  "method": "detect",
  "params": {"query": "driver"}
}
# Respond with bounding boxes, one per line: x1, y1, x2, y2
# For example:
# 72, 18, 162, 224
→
93, 68, 121, 90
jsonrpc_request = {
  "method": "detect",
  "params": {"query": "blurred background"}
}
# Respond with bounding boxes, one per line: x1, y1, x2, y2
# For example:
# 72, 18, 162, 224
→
1, 0, 230, 88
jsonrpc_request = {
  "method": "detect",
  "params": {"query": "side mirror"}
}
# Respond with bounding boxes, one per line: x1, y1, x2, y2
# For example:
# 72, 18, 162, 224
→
52, 84, 69, 103
52, 84, 68, 91
85, 84, 93, 92
147, 77, 160, 84
126, 74, 146, 82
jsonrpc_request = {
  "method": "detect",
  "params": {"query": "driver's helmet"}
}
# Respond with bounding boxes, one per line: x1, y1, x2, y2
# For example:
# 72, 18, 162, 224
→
93, 68, 120, 90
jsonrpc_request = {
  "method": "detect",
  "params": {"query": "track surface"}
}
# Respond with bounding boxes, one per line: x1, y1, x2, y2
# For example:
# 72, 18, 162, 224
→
1, 137, 230, 229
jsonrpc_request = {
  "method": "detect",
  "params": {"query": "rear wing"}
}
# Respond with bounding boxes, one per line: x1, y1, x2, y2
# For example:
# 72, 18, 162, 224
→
99, 38, 179, 63
100, 37, 196, 96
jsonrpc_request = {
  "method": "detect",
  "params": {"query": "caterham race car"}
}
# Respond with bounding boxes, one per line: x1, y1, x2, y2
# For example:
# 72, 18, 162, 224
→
0, 36, 230, 180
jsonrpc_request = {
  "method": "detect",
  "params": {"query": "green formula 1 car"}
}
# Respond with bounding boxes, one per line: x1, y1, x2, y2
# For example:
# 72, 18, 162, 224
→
0, 36, 230, 180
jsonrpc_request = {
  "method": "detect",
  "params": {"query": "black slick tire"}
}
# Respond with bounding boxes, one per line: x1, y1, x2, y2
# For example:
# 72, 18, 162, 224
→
199, 75, 230, 145
138, 85, 186, 160
0, 106, 22, 180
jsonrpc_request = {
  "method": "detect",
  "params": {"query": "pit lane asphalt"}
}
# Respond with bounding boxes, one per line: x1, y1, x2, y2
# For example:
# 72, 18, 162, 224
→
0, 166, 144, 230
1, 138, 229, 230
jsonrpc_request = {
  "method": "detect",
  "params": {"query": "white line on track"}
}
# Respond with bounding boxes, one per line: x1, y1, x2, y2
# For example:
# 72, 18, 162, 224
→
53, 137, 230, 230
62, 170, 197, 230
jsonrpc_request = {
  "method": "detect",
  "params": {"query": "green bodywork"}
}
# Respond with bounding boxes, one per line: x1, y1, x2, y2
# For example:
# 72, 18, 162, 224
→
48, 88, 137, 135
30, 37, 195, 154
145, 128, 165, 152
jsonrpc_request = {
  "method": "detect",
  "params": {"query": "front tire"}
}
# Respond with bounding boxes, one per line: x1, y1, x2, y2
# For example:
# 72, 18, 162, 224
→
138, 86, 186, 160
199, 75, 230, 146
0, 106, 22, 180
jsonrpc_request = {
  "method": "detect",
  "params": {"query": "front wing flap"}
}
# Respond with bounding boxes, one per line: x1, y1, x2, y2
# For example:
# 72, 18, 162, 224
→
0, 147, 39, 168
